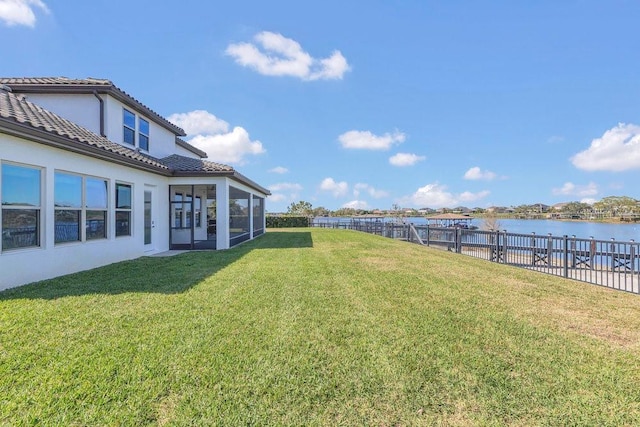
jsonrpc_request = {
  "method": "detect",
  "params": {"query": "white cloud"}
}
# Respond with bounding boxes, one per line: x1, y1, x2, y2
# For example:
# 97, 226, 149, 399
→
571, 123, 640, 171
269, 166, 288, 174
389, 152, 425, 167
343, 200, 369, 210
169, 110, 265, 165
189, 127, 265, 165
168, 110, 229, 135
547, 135, 565, 144
0, 0, 49, 27
268, 193, 287, 202
353, 183, 389, 199
463, 166, 497, 181
226, 31, 350, 81
399, 182, 490, 209
339, 130, 406, 150
552, 182, 598, 197
267, 182, 302, 204
319, 177, 349, 197
268, 182, 303, 192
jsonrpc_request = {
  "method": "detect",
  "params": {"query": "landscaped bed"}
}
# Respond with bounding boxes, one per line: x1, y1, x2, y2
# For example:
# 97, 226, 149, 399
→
1, 228, 640, 425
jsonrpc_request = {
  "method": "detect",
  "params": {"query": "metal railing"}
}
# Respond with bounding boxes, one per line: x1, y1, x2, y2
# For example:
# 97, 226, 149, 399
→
311, 220, 640, 294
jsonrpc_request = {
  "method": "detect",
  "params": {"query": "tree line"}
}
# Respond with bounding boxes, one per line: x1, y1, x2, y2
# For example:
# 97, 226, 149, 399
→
277, 196, 640, 220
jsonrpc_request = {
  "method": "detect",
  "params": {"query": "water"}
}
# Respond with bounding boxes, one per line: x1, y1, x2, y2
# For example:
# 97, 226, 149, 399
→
313, 217, 640, 242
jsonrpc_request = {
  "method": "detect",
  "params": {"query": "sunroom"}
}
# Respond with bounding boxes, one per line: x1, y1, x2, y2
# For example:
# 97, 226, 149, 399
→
168, 180, 266, 250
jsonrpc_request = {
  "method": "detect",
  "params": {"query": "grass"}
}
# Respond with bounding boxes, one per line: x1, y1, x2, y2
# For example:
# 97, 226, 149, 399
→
1, 228, 640, 425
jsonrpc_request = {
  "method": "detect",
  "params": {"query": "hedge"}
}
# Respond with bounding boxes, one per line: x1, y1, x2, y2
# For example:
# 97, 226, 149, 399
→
266, 216, 310, 228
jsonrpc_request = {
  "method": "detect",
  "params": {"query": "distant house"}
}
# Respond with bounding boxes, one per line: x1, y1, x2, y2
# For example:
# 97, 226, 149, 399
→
0, 77, 270, 290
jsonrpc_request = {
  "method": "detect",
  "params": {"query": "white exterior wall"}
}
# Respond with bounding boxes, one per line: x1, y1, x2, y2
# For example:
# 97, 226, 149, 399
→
0, 134, 171, 290
174, 143, 202, 159
22, 94, 102, 135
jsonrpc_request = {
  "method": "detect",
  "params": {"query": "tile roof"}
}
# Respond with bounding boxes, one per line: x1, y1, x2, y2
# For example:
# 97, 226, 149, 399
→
0, 89, 169, 170
0, 77, 186, 136
161, 154, 234, 172
0, 86, 271, 195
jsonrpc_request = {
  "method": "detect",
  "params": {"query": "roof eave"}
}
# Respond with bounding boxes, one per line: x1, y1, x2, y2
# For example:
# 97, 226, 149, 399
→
170, 169, 271, 195
8, 82, 186, 137
176, 138, 207, 158
0, 118, 171, 175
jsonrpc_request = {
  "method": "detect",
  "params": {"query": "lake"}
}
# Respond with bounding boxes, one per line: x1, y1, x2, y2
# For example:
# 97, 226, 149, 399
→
312, 217, 640, 242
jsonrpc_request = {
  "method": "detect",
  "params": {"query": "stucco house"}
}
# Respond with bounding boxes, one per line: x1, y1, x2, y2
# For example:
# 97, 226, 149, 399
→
0, 77, 270, 290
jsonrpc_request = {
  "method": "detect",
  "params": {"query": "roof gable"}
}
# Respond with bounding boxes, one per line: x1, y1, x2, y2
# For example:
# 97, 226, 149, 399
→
0, 89, 168, 171
0, 77, 186, 136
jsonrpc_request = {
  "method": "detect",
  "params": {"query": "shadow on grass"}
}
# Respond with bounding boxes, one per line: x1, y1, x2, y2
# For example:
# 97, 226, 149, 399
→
0, 231, 313, 300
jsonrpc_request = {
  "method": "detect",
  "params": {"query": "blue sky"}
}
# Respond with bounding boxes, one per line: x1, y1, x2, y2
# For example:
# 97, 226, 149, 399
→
3, 0, 640, 212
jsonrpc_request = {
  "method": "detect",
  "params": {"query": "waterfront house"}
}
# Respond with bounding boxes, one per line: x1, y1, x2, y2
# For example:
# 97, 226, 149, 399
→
0, 77, 270, 290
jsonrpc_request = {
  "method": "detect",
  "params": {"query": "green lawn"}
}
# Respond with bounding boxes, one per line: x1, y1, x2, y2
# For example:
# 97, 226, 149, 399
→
2, 228, 640, 426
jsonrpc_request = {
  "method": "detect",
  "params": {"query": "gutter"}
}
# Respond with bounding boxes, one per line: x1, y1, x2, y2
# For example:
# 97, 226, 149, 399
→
93, 90, 105, 137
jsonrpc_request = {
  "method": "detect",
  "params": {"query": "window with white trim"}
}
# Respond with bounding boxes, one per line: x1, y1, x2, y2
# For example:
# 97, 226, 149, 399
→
123, 108, 151, 151
123, 109, 136, 145
115, 183, 132, 237
53, 172, 109, 243
1, 162, 41, 251
86, 177, 108, 240
139, 118, 149, 151
54, 172, 82, 243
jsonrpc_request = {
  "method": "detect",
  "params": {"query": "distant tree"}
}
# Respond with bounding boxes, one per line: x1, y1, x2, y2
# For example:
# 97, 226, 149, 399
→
481, 210, 502, 231
312, 206, 330, 217
287, 200, 313, 216
593, 196, 639, 217
561, 201, 592, 216
333, 207, 358, 217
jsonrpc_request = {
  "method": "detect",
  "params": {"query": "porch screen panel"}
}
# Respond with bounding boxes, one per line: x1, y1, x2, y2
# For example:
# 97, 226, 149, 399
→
229, 186, 250, 246
253, 195, 264, 236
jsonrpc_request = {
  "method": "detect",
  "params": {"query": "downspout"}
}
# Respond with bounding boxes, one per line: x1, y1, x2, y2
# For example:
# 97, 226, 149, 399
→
93, 90, 105, 137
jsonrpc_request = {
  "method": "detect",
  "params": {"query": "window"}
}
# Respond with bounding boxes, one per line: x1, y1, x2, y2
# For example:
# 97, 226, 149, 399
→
138, 118, 149, 151
115, 183, 132, 237
1, 163, 41, 251
53, 173, 109, 243
195, 196, 202, 227
86, 177, 108, 240
185, 194, 192, 228
123, 109, 136, 145
54, 172, 82, 243
174, 193, 183, 228
123, 108, 150, 151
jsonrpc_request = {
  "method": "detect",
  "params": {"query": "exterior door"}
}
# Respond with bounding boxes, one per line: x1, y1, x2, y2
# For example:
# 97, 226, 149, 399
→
144, 189, 153, 250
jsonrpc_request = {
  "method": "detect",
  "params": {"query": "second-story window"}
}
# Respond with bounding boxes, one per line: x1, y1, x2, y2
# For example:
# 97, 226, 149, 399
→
123, 109, 136, 145
138, 118, 149, 151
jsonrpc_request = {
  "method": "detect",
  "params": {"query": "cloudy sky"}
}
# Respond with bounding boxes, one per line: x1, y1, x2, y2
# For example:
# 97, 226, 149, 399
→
3, 0, 640, 211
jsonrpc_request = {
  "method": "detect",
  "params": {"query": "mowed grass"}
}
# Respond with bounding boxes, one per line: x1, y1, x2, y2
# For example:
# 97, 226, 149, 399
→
2, 229, 640, 426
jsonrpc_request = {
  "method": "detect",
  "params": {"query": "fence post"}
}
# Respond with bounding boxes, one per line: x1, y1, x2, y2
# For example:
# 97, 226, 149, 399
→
501, 230, 508, 263
531, 232, 536, 265
456, 228, 462, 253
547, 233, 553, 267
631, 240, 637, 293
563, 235, 569, 278
426, 224, 430, 246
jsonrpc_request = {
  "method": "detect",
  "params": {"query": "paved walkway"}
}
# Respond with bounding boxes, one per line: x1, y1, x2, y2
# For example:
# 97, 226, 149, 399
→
148, 250, 190, 257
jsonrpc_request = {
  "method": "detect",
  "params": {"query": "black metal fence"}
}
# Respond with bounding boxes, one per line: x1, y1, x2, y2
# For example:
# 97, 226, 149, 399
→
311, 220, 640, 294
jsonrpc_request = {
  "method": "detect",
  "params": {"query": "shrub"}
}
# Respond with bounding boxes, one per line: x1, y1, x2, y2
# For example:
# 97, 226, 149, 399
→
266, 216, 310, 228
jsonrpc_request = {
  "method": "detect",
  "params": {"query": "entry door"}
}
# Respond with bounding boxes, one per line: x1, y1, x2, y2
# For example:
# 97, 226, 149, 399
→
144, 189, 154, 250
